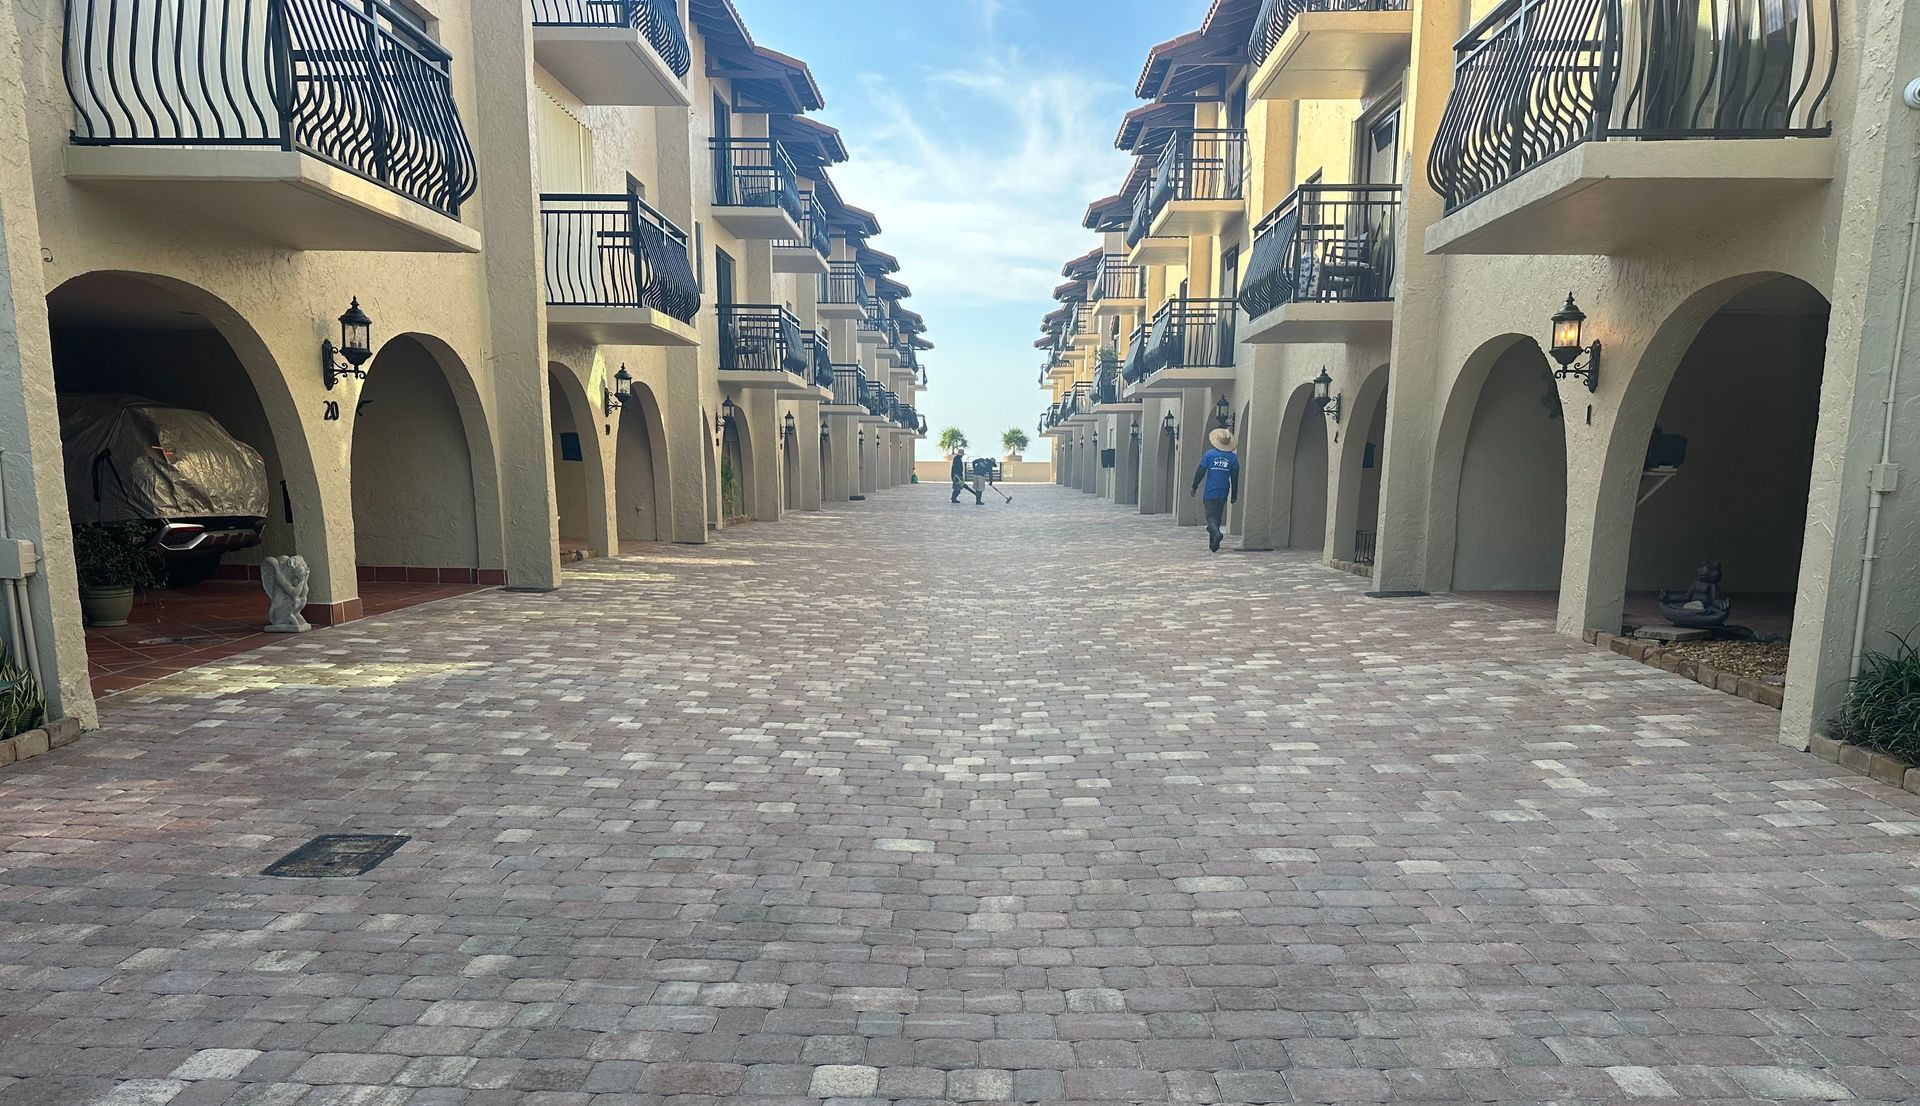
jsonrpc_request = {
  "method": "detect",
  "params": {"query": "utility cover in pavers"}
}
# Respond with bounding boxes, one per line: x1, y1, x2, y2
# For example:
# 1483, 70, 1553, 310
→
263, 834, 410, 877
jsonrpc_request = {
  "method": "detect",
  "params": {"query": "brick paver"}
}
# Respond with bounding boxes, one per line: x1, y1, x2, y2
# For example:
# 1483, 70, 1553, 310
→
4, 484, 1919, 1105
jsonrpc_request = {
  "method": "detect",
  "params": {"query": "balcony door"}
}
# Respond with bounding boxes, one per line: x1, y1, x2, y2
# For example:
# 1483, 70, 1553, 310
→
1355, 102, 1402, 299
536, 88, 593, 194
537, 88, 597, 302
712, 94, 733, 204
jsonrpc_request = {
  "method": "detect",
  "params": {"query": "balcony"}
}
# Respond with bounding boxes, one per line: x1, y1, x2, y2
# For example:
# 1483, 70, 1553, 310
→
774, 193, 833, 275
858, 310, 896, 349
1122, 297, 1237, 394
1425, 0, 1836, 256
718, 304, 820, 394
819, 262, 870, 321
1092, 353, 1141, 411
63, 0, 479, 252
1240, 184, 1399, 345
859, 379, 890, 419
710, 139, 803, 239
1064, 380, 1097, 424
542, 194, 700, 346
1247, 0, 1413, 102
531, 0, 691, 107
1091, 258, 1147, 321
1064, 302, 1099, 350
1129, 130, 1249, 243
828, 365, 867, 408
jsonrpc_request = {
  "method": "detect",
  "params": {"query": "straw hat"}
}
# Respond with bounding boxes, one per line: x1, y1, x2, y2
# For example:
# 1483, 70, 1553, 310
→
1209, 427, 1236, 451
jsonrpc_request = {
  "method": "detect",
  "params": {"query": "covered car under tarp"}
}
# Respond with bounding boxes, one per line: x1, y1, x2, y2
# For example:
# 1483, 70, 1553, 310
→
59, 393, 268, 525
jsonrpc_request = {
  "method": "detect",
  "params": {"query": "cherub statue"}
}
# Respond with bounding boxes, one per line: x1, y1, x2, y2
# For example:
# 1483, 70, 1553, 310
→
262, 555, 311, 633
1658, 559, 1732, 628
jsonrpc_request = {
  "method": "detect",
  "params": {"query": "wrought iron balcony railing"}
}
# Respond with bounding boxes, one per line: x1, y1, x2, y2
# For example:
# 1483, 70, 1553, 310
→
718, 304, 807, 374
831, 364, 865, 407
1250, 0, 1410, 67
859, 378, 888, 416
711, 138, 802, 223
529, 0, 690, 78
1093, 352, 1122, 405
541, 193, 700, 321
1129, 129, 1248, 244
65, 0, 479, 217
1428, 0, 1837, 213
1093, 258, 1146, 302
1240, 184, 1400, 319
819, 261, 869, 308
776, 192, 832, 258
1123, 297, 1238, 382
1063, 301, 1095, 343
877, 387, 900, 422
894, 403, 918, 431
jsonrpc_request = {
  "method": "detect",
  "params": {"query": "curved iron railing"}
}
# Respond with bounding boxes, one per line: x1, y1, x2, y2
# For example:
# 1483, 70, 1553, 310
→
711, 138, 802, 224
830, 364, 865, 406
819, 261, 866, 308
1093, 258, 1146, 301
718, 304, 807, 373
1250, 0, 1411, 68
1240, 184, 1400, 319
1428, 0, 1838, 213
529, 0, 690, 79
1124, 297, 1238, 382
64, 0, 478, 217
808, 331, 834, 388
777, 192, 832, 258
541, 193, 700, 321
859, 378, 887, 416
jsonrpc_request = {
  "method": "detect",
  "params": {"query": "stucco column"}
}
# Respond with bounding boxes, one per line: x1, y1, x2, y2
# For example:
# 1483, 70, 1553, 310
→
0, 28, 93, 726
1236, 360, 1292, 551
822, 412, 855, 502
663, 357, 707, 542
1778, 0, 1920, 748
794, 397, 823, 511
1324, 363, 1390, 565
860, 425, 879, 493
472, 0, 558, 590
1138, 400, 1167, 515
1173, 390, 1211, 526
1114, 415, 1142, 506
1370, 0, 1461, 594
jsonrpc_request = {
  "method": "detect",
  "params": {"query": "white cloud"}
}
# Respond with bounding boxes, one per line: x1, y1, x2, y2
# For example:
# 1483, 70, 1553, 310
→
829, 49, 1132, 310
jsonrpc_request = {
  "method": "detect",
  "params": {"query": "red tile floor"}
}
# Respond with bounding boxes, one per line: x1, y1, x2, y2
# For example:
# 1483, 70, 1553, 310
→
84, 579, 488, 698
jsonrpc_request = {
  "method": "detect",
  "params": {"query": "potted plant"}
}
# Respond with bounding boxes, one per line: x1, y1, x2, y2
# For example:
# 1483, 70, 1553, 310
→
72, 522, 163, 627
1001, 427, 1030, 462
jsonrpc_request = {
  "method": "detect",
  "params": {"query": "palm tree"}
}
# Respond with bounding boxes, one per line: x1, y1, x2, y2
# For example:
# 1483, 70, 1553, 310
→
937, 426, 968, 456
1001, 427, 1030, 460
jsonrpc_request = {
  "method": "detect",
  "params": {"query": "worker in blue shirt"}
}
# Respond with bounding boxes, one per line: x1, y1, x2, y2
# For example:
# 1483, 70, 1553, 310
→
1189, 426, 1241, 553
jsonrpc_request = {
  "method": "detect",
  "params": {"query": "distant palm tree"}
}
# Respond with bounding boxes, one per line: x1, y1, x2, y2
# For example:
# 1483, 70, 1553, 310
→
937, 427, 968, 456
1001, 428, 1030, 460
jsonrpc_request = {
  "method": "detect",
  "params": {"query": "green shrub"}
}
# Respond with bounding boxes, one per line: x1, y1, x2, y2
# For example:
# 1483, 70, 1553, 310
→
0, 648, 45, 739
1832, 635, 1920, 761
72, 521, 165, 591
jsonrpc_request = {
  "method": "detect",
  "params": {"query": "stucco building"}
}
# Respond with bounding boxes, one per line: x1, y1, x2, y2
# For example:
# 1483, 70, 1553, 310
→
0, 0, 928, 729
1039, 0, 1920, 749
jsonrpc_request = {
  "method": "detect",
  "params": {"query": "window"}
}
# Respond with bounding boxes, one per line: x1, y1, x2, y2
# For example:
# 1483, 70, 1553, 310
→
1358, 101, 1403, 186
1220, 247, 1240, 300
626, 173, 646, 202
715, 248, 736, 307
535, 88, 593, 194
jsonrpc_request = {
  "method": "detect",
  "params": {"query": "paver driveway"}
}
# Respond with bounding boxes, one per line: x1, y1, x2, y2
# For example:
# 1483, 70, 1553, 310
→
3, 484, 1920, 1106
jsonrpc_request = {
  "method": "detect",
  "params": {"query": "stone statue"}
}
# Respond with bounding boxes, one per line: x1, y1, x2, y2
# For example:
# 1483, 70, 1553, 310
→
1658, 559, 1732, 628
262, 555, 311, 633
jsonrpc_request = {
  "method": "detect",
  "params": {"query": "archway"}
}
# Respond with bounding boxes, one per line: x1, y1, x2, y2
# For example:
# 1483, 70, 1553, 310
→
782, 409, 800, 511
1610, 275, 1829, 652
614, 380, 672, 546
1332, 364, 1390, 563
548, 363, 605, 558
720, 405, 747, 523
351, 335, 487, 580
1158, 421, 1178, 514
818, 423, 833, 504
1228, 400, 1252, 535
1263, 382, 1319, 549
1438, 337, 1567, 591
1288, 401, 1329, 551
46, 271, 327, 695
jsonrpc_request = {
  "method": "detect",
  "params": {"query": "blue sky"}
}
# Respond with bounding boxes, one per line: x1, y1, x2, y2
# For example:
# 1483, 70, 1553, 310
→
737, 0, 1213, 459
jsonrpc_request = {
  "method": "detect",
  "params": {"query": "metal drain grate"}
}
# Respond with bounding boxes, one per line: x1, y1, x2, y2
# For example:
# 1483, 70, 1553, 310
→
263, 834, 410, 878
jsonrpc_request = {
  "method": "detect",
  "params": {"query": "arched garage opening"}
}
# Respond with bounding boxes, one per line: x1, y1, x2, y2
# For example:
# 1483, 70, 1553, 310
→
1438, 337, 1568, 595
1612, 276, 1829, 681
549, 364, 605, 559
46, 272, 323, 696
1332, 364, 1390, 564
351, 335, 493, 583
615, 380, 671, 546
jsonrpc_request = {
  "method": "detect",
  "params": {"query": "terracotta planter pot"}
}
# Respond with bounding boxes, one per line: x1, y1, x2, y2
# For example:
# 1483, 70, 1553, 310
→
79, 586, 134, 628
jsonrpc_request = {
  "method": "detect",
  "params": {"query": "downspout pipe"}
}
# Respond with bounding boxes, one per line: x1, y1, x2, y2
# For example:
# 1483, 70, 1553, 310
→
1847, 81, 1920, 677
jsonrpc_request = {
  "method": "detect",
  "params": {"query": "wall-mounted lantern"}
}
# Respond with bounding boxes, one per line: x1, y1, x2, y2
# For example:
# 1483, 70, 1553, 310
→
1548, 293, 1600, 392
1214, 394, 1234, 429
1161, 410, 1178, 442
782, 411, 797, 448
1312, 368, 1342, 423
603, 365, 632, 417
1130, 417, 1141, 445
321, 298, 374, 390
820, 419, 830, 445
